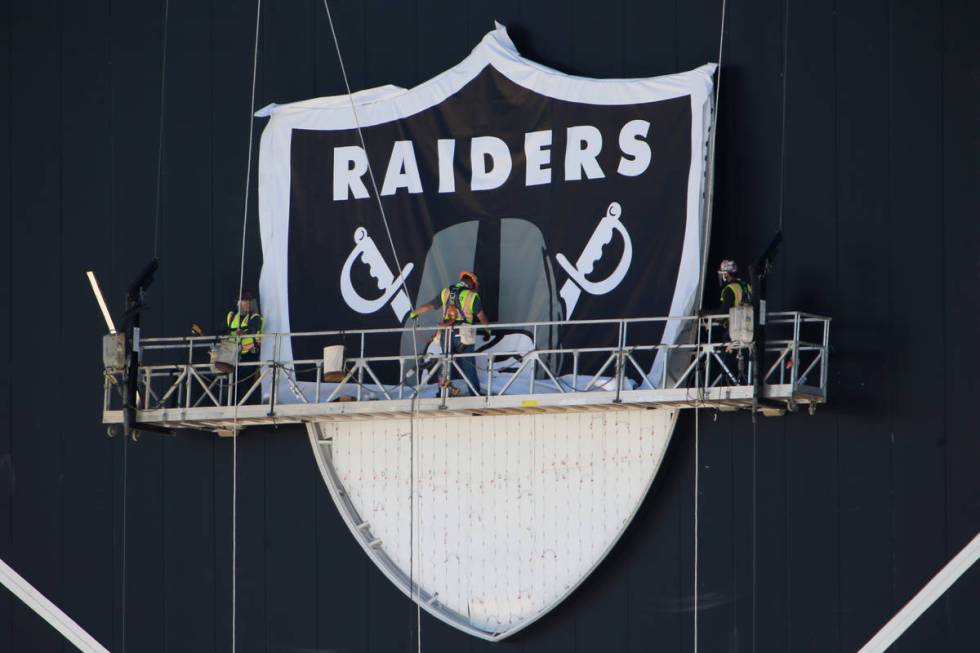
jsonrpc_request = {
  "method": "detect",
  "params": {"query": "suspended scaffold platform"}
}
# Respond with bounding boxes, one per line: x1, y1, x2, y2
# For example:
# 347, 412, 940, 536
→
101, 311, 830, 435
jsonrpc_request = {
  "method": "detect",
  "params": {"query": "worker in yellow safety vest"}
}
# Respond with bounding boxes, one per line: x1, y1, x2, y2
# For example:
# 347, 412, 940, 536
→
718, 259, 753, 310
227, 290, 264, 358
715, 259, 752, 383
409, 271, 490, 395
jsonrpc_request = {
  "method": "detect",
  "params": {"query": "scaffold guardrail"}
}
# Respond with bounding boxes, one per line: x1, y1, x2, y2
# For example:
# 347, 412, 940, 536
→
102, 311, 830, 433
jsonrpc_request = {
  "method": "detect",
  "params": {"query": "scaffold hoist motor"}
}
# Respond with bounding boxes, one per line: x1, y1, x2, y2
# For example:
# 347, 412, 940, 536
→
749, 230, 784, 417
91, 258, 173, 440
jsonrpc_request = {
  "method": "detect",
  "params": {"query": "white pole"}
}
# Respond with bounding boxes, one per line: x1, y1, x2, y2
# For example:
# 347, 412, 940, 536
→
86, 271, 117, 334
0, 557, 111, 653
858, 532, 980, 653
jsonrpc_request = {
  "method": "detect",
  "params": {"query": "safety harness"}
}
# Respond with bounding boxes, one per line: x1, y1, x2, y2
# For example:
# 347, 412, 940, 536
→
440, 283, 477, 324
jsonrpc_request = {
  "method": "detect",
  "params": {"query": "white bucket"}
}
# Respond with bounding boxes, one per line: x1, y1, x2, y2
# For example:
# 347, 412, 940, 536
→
458, 323, 476, 345
210, 341, 239, 374
728, 304, 754, 345
323, 345, 345, 374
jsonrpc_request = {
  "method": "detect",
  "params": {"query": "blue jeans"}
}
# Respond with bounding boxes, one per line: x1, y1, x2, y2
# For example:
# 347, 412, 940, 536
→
451, 334, 481, 395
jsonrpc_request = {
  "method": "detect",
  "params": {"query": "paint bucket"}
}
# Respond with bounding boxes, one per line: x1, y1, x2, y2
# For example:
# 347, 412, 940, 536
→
210, 341, 239, 374
322, 345, 346, 382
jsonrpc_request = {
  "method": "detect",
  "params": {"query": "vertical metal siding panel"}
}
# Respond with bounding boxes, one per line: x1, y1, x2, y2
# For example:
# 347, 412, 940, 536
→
887, 0, 949, 651
834, 0, 894, 650
211, 3, 268, 643
259, 1, 319, 649
468, 1, 521, 56
625, 415, 686, 653
693, 413, 736, 653
620, 5, 686, 650
311, 7, 372, 650
9, 0, 64, 650
418, 0, 469, 85
108, 0, 168, 648
515, 0, 573, 76
780, 0, 840, 649
313, 441, 373, 643
623, 0, 677, 78
364, 0, 417, 91
210, 0, 267, 647
1, 1, 975, 652
356, 5, 419, 650
0, 0, 13, 646
676, 0, 722, 73
210, 0, 260, 334
158, 0, 217, 649
468, 0, 522, 50
571, 0, 624, 78
505, 11, 578, 651
218, 430, 268, 653
59, 0, 115, 647
940, 0, 980, 650
683, 0, 781, 649
263, 428, 319, 652
249, 1, 322, 650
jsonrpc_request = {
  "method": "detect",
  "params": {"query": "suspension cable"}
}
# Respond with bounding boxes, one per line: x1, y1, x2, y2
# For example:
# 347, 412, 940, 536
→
693, 0, 729, 650
119, 421, 129, 653
229, 1, 263, 651
749, 3, 791, 649
319, 1, 424, 649
693, 318, 702, 653
751, 407, 759, 652
151, 0, 171, 259
120, 1, 172, 650
776, 0, 791, 232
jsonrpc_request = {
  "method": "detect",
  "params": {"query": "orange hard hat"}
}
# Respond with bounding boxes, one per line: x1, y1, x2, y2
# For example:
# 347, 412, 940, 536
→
459, 271, 478, 285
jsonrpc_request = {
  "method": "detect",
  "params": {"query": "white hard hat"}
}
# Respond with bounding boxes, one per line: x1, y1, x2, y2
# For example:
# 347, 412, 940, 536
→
718, 259, 738, 274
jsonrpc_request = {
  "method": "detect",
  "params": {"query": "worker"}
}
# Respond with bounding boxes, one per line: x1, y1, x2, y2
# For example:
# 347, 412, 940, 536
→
715, 259, 752, 383
227, 290, 264, 359
717, 259, 753, 310
409, 271, 490, 396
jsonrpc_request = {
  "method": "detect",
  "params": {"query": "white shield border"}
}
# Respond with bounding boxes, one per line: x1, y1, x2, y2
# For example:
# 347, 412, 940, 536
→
306, 408, 679, 641
255, 24, 716, 377
267, 21, 717, 643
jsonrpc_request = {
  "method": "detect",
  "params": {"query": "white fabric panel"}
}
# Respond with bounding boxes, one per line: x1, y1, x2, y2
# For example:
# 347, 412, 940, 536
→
257, 24, 715, 377
265, 22, 715, 643
311, 408, 676, 640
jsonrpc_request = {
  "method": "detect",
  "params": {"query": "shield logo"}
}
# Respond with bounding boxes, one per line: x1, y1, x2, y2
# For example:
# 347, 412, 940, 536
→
257, 25, 714, 640
307, 409, 678, 640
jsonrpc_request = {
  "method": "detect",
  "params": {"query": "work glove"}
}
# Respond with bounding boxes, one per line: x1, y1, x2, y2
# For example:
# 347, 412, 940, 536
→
482, 328, 493, 340
408, 310, 419, 321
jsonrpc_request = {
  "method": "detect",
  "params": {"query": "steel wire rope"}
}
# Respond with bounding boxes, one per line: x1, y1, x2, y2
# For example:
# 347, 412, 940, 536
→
229, 0, 263, 651
748, 5, 791, 651
693, 312, 702, 653
692, 0, 730, 649
120, 412, 129, 653
319, 2, 424, 649
776, 0, 791, 234
118, 1, 172, 651
151, 0, 171, 259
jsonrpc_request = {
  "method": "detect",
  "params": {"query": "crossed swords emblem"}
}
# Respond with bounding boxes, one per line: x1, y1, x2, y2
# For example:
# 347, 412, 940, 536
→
340, 227, 415, 321
555, 202, 632, 318
339, 202, 632, 321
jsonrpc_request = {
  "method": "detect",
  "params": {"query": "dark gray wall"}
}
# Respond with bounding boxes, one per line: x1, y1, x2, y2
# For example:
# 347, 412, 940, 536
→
1, 0, 977, 651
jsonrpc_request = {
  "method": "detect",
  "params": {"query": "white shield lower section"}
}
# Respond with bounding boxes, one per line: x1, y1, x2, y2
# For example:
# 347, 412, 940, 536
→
308, 408, 677, 641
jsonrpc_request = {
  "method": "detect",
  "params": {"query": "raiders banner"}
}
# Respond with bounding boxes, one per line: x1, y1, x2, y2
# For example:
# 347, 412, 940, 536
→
257, 25, 715, 385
